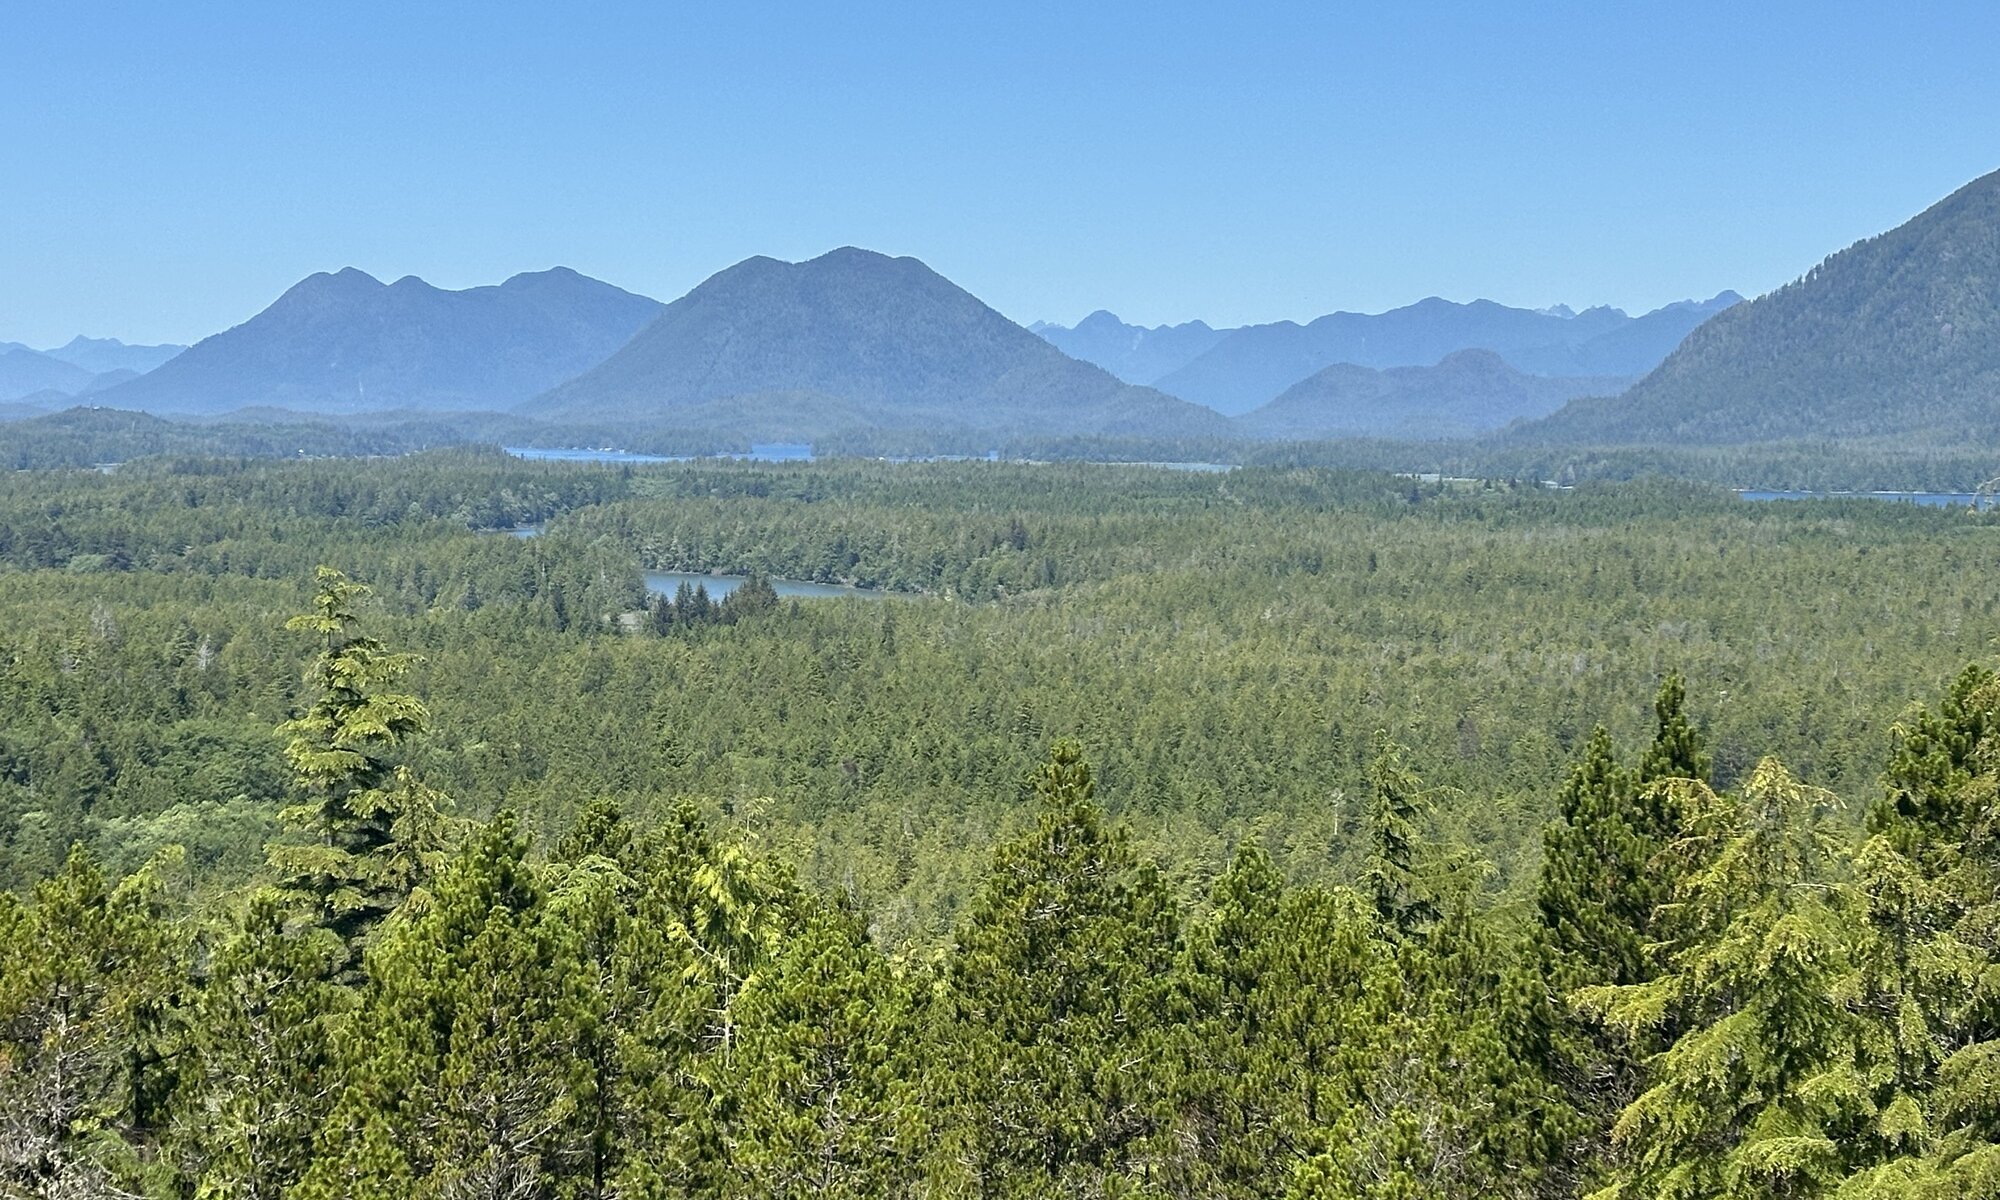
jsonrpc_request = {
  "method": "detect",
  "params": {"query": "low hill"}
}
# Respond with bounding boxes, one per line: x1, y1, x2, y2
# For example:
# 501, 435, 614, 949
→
1520, 169, 2000, 445
526, 248, 1232, 442
95, 267, 663, 415
1153, 294, 1739, 415
1235, 349, 1627, 440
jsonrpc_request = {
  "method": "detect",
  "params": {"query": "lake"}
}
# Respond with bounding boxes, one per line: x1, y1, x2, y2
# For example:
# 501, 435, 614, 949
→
1740, 489, 1994, 509
644, 570, 891, 601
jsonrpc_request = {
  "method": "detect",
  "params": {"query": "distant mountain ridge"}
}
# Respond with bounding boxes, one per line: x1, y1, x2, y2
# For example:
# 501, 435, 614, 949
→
1031, 312, 1229, 386
0, 348, 97, 402
1518, 168, 2000, 446
0, 337, 186, 403
1137, 293, 1741, 415
1235, 349, 1627, 440
96, 267, 663, 415
43, 336, 186, 375
527, 248, 1232, 442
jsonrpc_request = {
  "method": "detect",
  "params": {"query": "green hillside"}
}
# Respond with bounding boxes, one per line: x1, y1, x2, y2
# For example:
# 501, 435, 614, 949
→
1522, 168, 2000, 445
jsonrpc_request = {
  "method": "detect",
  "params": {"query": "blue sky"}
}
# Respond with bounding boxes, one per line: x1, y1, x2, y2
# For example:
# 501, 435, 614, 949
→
4, 1, 1997, 346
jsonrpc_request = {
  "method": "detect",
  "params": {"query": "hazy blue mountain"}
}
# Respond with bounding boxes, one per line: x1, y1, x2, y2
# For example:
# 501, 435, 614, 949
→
0, 348, 96, 402
1235, 349, 1627, 440
95, 267, 663, 415
1519, 169, 2000, 446
1153, 293, 1739, 415
1505, 293, 1743, 376
528, 248, 1233, 441
0, 393, 67, 420
78, 368, 142, 395
1031, 311, 1229, 384
41, 335, 186, 374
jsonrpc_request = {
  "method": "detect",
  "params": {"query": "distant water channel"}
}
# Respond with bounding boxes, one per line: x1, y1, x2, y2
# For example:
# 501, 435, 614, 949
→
1740, 490, 1994, 509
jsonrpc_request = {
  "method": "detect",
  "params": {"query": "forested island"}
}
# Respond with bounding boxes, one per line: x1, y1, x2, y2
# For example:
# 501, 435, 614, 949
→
3, 451, 1999, 1198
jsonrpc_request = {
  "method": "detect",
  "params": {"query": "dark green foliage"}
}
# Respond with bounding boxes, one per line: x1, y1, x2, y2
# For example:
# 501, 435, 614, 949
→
929, 740, 1182, 1195
4, 457, 2000, 1198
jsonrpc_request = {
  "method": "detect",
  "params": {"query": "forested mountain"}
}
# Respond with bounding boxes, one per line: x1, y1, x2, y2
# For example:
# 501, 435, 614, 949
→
1030, 310, 1230, 383
1522, 168, 2000, 445
95, 266, 663, 415
527, 248, 1234, 441
1151, 293, 1740, 415
1235, 348, 1627, 439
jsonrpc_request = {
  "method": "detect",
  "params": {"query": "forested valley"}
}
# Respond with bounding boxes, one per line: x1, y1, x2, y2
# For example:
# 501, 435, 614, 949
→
4, 450, 2000, 1198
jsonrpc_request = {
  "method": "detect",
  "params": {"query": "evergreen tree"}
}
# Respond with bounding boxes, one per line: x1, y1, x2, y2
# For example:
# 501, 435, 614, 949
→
0, 846, 182, 1199
1639, 672, 1713, 786
298, 813, 586, 1200
172, 893, 349, 1200
930, 740, 1181, 1197
725, 904, 916, 1199
269, 566, 449, 979
1364, 732, 1438, 939
1837, 666, 2000, 1196
1581, 759, 1866, 1200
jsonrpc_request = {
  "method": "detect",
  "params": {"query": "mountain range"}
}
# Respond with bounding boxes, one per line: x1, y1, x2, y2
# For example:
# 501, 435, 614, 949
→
527, 248, 1232, 441
17, 161, 1998, 454
1038, 293, 1742, 415
1519, 167, 2000, 446
0, 337, 185, 404
1234, 350, 1627, 440
1030, 313, 1229, 388
94, 267, 664, 415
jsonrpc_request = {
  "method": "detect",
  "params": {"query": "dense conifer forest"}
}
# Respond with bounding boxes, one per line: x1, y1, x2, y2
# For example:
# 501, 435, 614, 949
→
3, 450, 2000, 1197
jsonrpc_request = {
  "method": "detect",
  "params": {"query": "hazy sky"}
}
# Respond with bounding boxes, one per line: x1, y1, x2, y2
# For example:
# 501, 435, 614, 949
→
5, 1, 1997, 346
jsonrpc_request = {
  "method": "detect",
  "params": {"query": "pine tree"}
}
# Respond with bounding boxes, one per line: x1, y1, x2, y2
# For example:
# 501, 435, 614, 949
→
0, 846, 183, 1199
172, 893, 349, 1199
724, 904, 916, 1199
297, 813, 586, 1199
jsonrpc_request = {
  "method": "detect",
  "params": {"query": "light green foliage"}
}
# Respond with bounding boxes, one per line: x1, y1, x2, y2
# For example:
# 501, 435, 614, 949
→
1, 457, 2000, 1198
0, 845, 182, 1200
1582, 760, 1864, 1200
268, 566, 450, 976
301, 812, 586, 1199
173, 893, 348, 1200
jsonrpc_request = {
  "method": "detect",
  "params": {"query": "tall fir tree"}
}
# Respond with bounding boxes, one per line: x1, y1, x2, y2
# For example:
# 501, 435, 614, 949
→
269, 566, 449, 979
